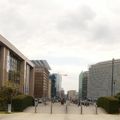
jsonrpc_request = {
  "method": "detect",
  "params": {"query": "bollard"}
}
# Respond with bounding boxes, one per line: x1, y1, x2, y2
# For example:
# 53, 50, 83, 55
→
8, 104, 11, 113
66, 103, 68, 114
95, 104, 98, 114
80, 104, 83, 114
35, 105, 37, 113
50, 101, 52, 114
34, 99, 38, 113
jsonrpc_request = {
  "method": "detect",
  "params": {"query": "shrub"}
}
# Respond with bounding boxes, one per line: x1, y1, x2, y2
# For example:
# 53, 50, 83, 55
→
115, 95, 120, 101
0, 86, 14, 104
114, 93, 120, 102
97, 96, 120, 114
0, 98, 7, 111
116, 92, 120, 96
12, 95, 34, 112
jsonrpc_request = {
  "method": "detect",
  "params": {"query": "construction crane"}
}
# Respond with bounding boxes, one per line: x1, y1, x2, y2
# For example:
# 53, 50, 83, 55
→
60, 74, 68, 76
58, 73, 68, 76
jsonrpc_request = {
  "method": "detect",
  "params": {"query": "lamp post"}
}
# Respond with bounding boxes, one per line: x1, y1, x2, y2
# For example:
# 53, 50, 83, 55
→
111, 58, 114, 96
113, 80, 116, 96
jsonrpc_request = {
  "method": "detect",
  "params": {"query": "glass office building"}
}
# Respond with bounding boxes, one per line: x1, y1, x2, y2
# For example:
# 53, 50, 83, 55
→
79, 71, 88, 100
0, 35, 34, 96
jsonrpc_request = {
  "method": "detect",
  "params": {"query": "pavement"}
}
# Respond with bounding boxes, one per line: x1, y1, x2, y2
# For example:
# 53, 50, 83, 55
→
24, 102, 107, 114
0, 102, 120, 120
0, 113, 120, 120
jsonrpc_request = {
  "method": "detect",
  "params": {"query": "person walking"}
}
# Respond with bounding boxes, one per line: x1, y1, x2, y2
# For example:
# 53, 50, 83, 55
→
61, 98, 64, 105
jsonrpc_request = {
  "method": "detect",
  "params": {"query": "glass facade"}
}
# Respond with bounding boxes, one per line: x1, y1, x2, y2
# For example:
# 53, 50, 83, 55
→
0, 35, 34, 96
24, 65, 30, 95
8, 52, 21, 84
49, 74, 57, 98
79, 71, 88, 100
79, 72, 83, 99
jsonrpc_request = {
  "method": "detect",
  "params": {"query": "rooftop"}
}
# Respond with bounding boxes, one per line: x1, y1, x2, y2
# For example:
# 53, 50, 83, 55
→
0, 34, 34, 67
31, 60, 51, 70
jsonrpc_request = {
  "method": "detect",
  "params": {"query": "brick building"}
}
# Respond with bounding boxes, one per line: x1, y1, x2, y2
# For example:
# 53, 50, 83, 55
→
32, 60, 51, 98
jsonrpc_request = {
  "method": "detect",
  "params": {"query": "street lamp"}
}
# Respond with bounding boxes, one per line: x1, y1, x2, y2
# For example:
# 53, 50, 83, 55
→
111, 58, 114, 96
113, 80, 116, 96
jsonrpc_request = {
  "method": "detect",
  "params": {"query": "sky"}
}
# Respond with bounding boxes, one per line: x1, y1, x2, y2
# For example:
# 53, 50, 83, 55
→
1, 0, 120, 92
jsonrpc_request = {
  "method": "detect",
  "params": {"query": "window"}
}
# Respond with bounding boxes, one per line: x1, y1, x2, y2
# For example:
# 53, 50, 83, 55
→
8, 52, 21, 84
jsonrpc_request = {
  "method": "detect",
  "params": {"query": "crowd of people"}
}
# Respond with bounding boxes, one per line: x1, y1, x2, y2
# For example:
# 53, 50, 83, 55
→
34, 97, 97, 107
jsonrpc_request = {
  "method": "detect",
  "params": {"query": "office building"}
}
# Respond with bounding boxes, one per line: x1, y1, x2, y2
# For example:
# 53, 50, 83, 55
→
67, 90, 77, 101
0, 34, 34, 96
54, 73, 62, 97
87, 59, 120, 99
49, 74, 56, 98
79, 71, 88, 100
32, 60, 51, 98
49, 73, 62, 98
48, 79, 51, 99
59, 88, 65, 99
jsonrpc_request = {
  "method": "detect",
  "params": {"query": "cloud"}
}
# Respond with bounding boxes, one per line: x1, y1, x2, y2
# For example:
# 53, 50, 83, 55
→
58, 5, 96, 32
90, 19, 120, 45
90, 22, 112, 44
57, 4, 120, 46
1, 0, 120, 91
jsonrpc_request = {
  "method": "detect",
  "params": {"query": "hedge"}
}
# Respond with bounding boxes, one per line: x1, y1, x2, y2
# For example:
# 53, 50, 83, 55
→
12, 95, 34, 112
115, 95, 120, 102
0, 98, 7, 111
116, 92, 120, 96
97, 96, 120, 114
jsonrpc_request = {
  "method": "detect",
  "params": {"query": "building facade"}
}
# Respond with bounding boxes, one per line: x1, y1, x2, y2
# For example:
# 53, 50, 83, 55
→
67, 90, 77, 101
79, 71, 88, 100
87, 59, 120, 99
49, 73, 62, 98
49, 74, 56, 98
0, 35, 34, 96
32, 60, 51, 98
59, 88, 65, 99
54, 73, 62, 97
48, 79, 51, 99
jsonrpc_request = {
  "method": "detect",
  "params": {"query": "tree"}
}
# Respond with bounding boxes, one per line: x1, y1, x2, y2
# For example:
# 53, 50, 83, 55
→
0, 86, 14, 104
0, 80, 21, 104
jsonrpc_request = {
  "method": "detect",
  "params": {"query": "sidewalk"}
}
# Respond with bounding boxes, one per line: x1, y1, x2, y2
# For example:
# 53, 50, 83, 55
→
24, 102, 107, 114
0, 103, 119, 120
0, 113, 120, 120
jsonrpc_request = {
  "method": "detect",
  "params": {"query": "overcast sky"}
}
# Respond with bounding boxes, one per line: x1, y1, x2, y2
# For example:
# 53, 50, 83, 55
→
1, 0, 120, 92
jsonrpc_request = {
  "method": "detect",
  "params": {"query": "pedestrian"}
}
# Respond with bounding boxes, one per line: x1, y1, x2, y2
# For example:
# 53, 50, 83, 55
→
78, 101, 80, 107
61, 98, 64, 105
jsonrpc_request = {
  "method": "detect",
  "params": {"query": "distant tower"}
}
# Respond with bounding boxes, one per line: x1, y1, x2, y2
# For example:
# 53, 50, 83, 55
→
54, 73, 62, 97
79, 71, 88, 100
59, 88, 65, 99
49, 74, 56, 98
50, 73, 62, 98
